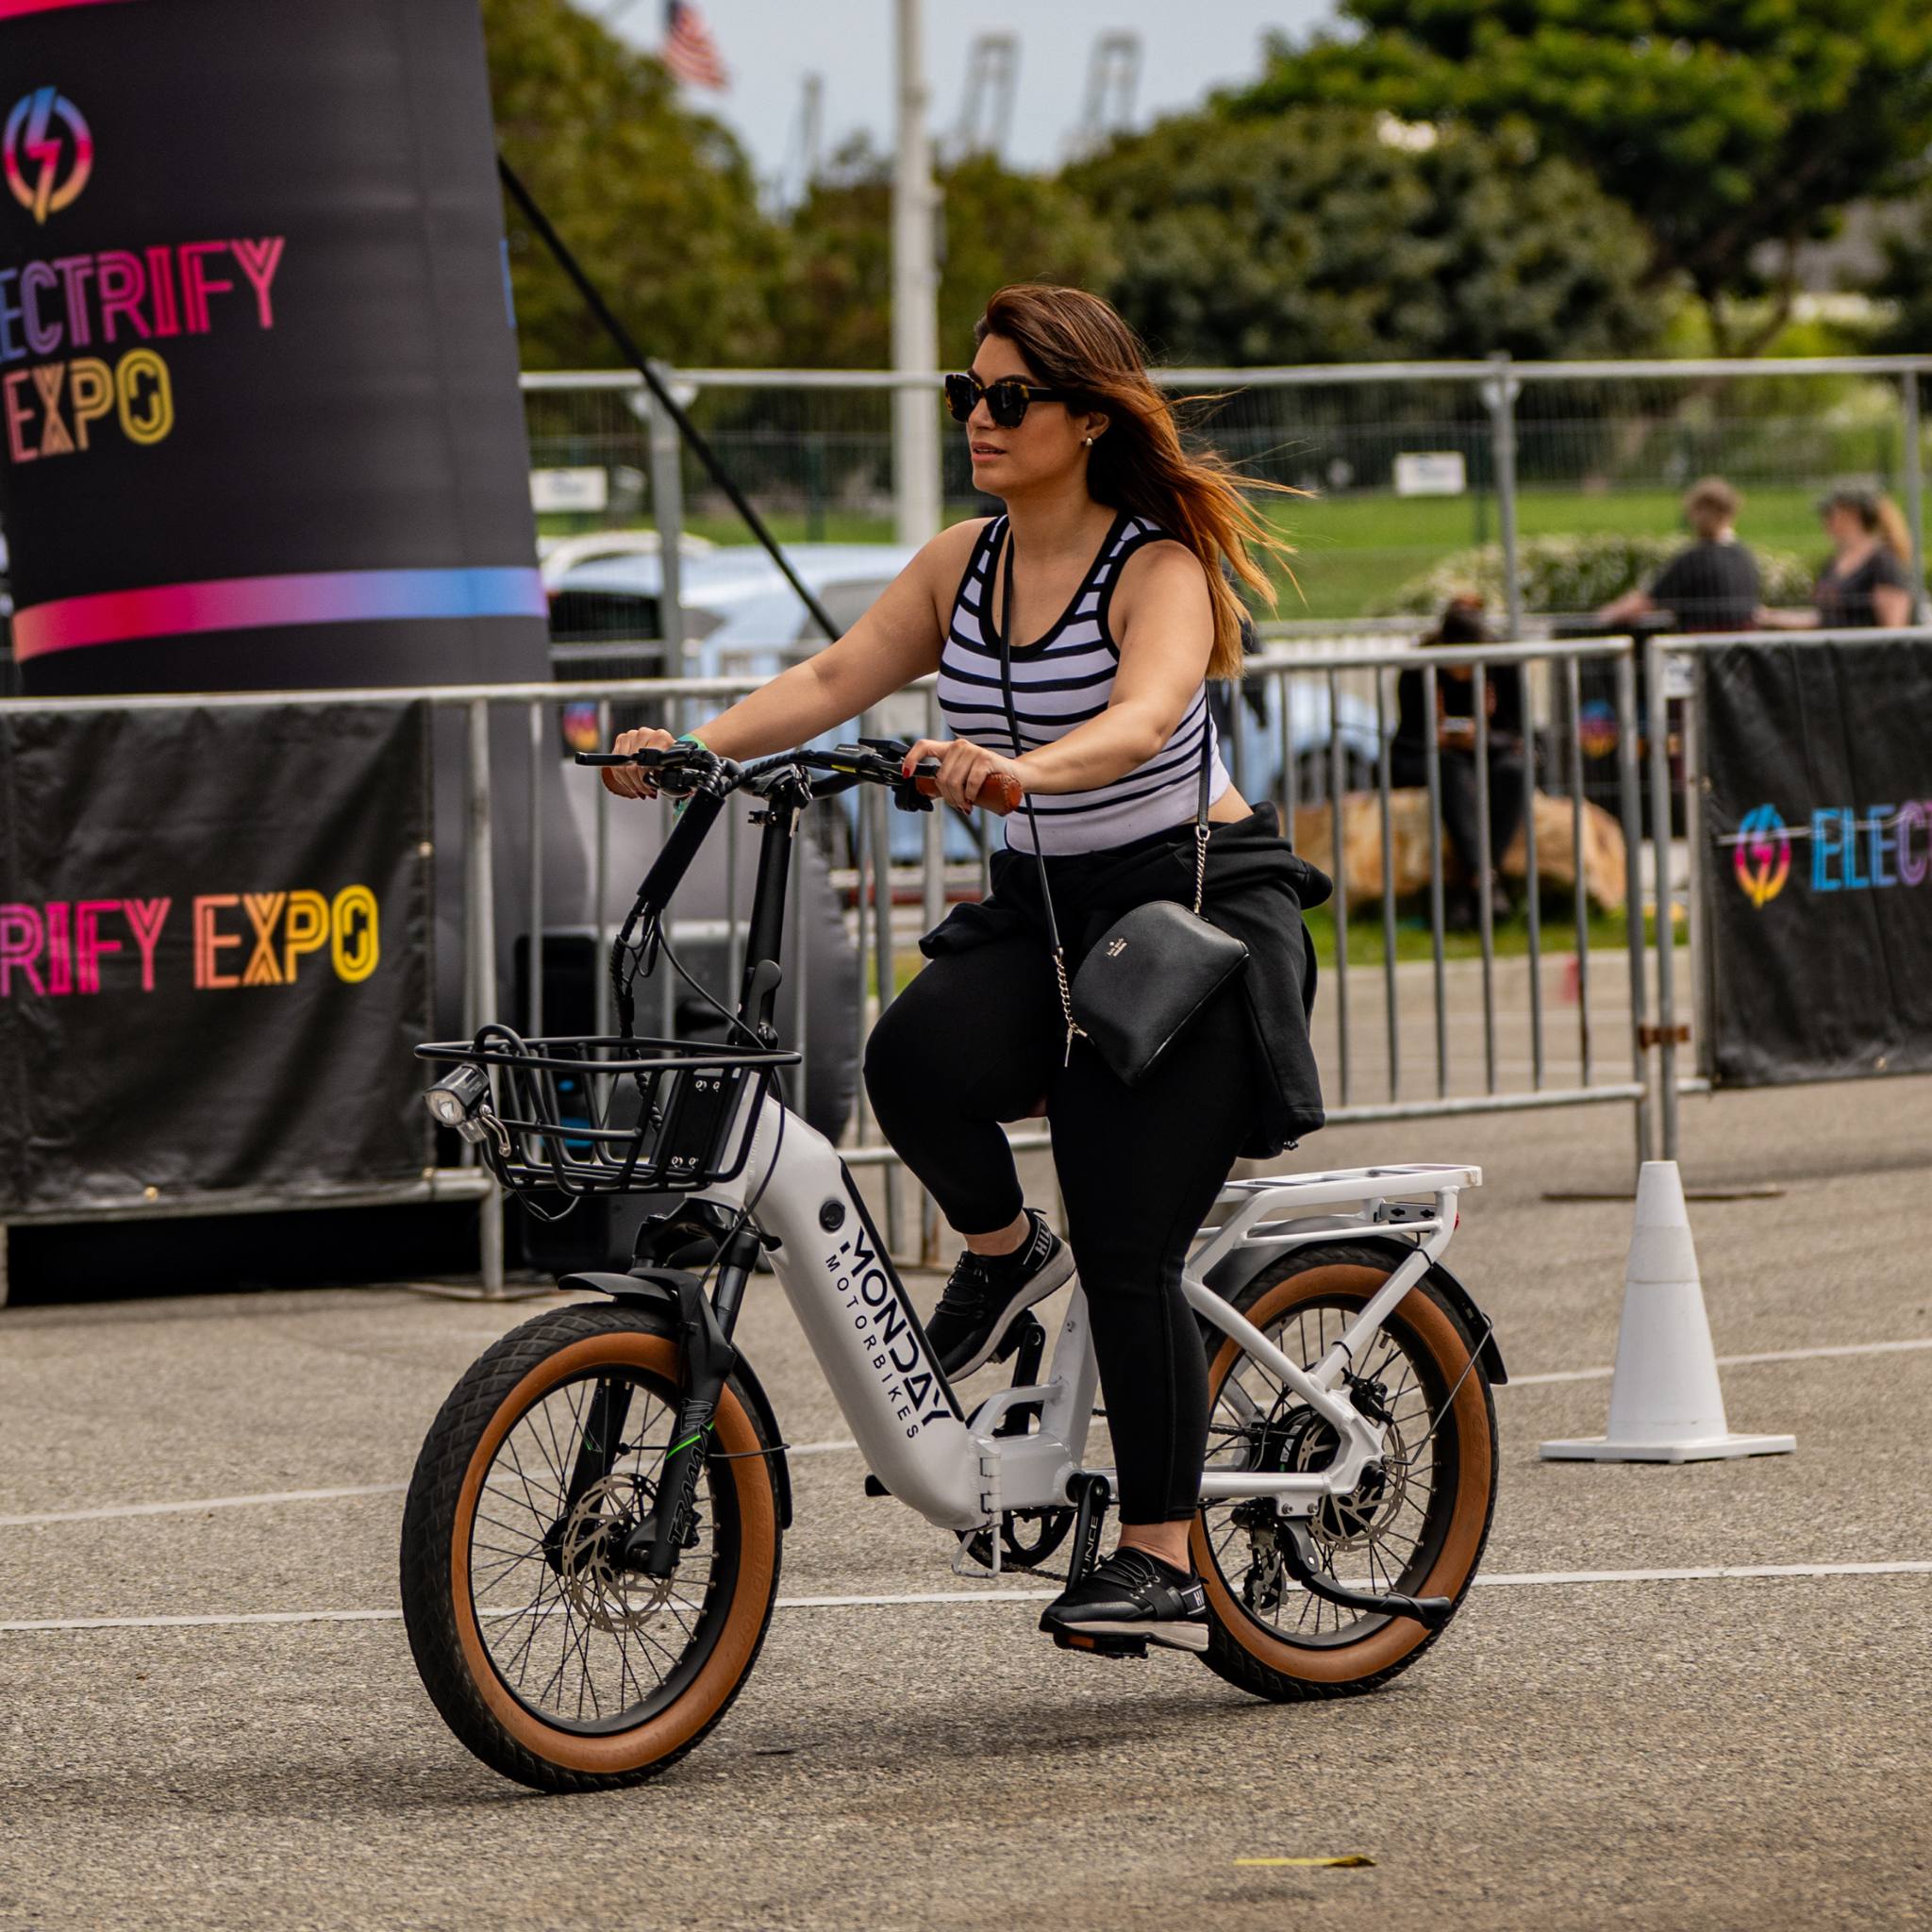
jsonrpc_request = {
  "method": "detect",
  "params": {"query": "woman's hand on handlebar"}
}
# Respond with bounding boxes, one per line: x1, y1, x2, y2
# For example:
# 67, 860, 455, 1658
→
901, 736, 1025, 815
600, 727, 679, 800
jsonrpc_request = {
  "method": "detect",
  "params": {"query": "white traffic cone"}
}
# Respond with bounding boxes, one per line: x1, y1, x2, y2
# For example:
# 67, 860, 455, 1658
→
1541, 1160, 1795, 1463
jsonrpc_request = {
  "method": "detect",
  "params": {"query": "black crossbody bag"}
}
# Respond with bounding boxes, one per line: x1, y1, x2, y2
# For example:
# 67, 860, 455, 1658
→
992, 526, 1249, 1088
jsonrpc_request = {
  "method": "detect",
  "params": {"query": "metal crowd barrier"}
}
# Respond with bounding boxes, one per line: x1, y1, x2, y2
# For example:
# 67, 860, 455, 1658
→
2, 637, 1715, 1299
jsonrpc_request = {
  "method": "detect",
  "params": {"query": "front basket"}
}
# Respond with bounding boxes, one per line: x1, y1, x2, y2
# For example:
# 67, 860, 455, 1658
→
415, 1030, 799, 1198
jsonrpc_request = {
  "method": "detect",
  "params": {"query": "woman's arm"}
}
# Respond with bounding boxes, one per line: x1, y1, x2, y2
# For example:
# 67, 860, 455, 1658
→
901, 540, 1216, 810
1873, 581, 1914, 628
1752, 605, 1820, 630
603, 523, 980, 798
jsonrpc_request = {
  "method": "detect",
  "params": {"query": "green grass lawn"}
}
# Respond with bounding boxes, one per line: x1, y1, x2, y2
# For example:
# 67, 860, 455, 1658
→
668, 487, 1834, 623
886, 903, 1686, 995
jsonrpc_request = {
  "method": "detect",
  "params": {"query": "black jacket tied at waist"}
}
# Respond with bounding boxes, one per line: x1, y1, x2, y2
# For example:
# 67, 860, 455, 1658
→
918, 804, 1331, 1158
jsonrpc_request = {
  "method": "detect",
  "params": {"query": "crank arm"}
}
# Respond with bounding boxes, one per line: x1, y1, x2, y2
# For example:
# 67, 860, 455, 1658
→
1279, 1520, 1452, 1630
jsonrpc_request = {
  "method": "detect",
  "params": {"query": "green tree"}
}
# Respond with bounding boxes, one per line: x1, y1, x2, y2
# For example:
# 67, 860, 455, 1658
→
482, 0, 785, 368
1066, 107, 1663, 365
774, 140, 1117, 366
1863, 207, 1932, 355
1233, 1, 1932, 354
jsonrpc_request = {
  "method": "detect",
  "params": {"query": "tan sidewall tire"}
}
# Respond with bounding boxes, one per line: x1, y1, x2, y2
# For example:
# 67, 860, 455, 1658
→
1191, 1261, 1492, 1687
449, 1332, 778, 1776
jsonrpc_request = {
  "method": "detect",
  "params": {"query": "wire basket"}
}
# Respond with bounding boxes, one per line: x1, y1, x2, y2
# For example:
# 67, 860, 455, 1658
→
415, 1029, 799, 1198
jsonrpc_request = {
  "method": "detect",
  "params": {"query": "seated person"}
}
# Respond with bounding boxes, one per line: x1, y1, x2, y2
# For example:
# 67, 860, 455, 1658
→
1597, 477, 1759, 634
1391, 595, 1525, 930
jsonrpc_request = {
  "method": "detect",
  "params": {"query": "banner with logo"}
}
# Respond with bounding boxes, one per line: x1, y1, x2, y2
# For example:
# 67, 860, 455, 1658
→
1699, 641, 1932, 1086
0, 703, 434, 1213
0, 0, 548, 696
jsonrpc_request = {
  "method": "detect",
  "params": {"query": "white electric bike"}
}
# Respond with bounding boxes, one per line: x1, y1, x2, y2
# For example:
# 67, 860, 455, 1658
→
399, 741, 1504, 1792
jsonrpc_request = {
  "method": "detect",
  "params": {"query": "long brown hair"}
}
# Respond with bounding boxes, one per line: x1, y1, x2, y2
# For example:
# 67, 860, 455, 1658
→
974, 284, 1297, 680
1823, 485, 1911, 560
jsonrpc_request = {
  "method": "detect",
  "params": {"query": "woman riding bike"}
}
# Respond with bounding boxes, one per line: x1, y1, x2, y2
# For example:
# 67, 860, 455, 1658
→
602, 284, 1327, 1657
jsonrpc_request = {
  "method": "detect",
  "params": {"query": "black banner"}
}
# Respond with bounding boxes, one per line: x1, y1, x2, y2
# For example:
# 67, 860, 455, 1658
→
0, 702, 433, 1212
1700, 641, 1932, 1086
0, 0, 547, 695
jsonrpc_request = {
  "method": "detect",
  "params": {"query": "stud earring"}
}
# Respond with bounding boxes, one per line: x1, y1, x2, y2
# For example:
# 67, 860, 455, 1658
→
1083, 435, 1093, 446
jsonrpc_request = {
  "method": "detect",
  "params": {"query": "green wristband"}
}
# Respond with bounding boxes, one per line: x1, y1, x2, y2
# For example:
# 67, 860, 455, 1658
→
670, 732, 708, 817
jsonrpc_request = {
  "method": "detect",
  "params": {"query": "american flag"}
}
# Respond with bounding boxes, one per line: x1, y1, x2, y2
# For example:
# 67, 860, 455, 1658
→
661, 1, 728, 91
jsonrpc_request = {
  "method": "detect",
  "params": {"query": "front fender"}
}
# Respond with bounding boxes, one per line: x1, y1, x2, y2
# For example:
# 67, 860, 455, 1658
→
1201, 1237, 1507, 1386
558, 1270, 793, 1527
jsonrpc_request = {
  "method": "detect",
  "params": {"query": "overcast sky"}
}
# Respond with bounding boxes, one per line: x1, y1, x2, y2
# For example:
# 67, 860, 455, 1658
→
601, 0, 1336, 191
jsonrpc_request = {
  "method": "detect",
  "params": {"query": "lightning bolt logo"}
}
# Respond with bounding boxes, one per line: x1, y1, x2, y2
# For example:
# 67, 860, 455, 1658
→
1732, 804, 1792, 908
4, 88, 92, 226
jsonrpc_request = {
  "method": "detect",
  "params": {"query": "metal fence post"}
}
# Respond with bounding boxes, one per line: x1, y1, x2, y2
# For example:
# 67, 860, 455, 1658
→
645, 362, 690, 687
1484, 352, 1524, 641
1904, 372, 1926, 623
1644, 638, 1680, 1163
467, 698, 505, 1294
1614, 647, 1654, 1167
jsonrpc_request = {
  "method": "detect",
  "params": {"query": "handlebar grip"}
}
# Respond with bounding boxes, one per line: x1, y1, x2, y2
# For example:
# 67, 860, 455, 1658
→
910, 769, 1023, 816
976, 770, 1023, 815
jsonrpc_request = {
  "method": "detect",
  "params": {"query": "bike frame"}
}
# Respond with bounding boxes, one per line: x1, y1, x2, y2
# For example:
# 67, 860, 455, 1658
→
615, 766, 1482, 1541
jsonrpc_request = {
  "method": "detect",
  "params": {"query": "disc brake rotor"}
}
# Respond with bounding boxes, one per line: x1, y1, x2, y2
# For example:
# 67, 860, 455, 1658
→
558, 1473, 676, 1633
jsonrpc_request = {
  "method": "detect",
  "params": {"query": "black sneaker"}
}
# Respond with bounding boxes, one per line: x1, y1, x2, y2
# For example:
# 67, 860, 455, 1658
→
924, 1210, 1074, 1378
1040, 1547, 1208, 1656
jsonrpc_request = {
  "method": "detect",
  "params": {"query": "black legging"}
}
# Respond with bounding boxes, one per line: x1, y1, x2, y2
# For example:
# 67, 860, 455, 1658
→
865, 937, 1260, 1524
1391, 746, 1525, 883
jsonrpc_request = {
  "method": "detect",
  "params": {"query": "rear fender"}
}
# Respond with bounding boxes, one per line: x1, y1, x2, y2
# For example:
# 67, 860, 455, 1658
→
558, 1270, 793, 1527
1201, 1236, 1507, 1386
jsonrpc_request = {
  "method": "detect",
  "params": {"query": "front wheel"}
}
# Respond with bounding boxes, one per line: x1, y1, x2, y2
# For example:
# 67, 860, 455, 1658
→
399, 1302, 782, 1791
1192, 1241, 1497, 1701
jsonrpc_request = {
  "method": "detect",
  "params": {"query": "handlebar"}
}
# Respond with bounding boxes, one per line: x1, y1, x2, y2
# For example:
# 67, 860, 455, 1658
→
574, 740, 1021, 815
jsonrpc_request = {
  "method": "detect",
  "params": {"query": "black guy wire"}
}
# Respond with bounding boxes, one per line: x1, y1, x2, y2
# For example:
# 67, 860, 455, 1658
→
497, 153, 846, 647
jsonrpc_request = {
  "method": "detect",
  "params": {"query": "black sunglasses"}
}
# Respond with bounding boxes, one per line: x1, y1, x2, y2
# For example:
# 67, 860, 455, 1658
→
943, 372, 1074, 429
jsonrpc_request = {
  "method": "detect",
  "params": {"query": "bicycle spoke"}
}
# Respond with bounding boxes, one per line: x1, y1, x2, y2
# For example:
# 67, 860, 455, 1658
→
465, 1366, 725, 1733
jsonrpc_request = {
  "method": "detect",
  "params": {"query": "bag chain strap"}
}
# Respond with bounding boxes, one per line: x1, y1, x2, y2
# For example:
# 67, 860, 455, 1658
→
991, 520, 1216, 1065
995, 524, 1084, 1065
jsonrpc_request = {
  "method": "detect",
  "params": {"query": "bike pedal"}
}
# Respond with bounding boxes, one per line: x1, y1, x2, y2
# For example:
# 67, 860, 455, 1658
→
1049, 1628, 1148, 1660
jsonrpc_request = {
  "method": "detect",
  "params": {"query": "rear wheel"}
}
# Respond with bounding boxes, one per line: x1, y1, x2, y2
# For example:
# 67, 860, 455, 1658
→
400, 1302, 782, 1791
1191, 1242, 1496, 1701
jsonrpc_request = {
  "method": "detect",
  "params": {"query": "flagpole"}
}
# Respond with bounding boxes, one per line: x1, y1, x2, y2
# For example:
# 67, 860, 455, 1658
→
891, 0, 941, 544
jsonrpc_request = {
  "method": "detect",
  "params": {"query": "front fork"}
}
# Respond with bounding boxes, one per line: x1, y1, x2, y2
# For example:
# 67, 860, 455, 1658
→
554, 1228, 758, 1581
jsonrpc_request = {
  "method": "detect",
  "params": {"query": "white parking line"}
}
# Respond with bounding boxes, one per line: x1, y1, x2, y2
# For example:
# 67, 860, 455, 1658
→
1510, 1336, 1932, 1387
0, 1561, 1924, 1635
4, 1337, 1924, 1532
0, 1484, 408, 1529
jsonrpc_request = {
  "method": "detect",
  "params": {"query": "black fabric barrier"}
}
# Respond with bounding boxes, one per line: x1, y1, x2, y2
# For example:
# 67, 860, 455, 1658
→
1700, 640, 1932, 1086
0, 703, 433, 1213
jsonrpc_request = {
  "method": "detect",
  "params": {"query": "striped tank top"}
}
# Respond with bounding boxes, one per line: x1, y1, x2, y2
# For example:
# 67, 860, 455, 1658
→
936, 510, 1230, 857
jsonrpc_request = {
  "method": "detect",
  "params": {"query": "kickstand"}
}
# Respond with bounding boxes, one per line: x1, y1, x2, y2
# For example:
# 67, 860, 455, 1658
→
1279, 1518, 1452, 1630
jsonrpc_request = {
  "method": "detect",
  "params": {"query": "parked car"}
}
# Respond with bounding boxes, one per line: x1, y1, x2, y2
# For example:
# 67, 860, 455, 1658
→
545, 538, 1384, 858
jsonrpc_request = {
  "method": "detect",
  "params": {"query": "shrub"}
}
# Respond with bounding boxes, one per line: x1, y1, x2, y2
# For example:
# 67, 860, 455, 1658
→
1369, 533, 1816, 617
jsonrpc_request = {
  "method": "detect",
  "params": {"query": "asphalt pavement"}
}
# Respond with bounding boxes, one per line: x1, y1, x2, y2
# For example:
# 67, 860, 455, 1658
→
1, 1075, 1928, 1931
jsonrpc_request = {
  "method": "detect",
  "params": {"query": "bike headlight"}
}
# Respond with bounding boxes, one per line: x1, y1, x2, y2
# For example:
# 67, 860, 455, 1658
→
425, 1063, 491, 1129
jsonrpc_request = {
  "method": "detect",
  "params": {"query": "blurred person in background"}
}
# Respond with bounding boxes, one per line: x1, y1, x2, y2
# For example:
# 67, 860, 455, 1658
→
1391, 593, 1525, 930
1597, 476, 1759, 633
1757, 487, 1917, 629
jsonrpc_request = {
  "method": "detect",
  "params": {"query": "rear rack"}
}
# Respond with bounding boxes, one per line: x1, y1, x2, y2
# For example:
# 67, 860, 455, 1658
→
1199, 1162, 1483, 1259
